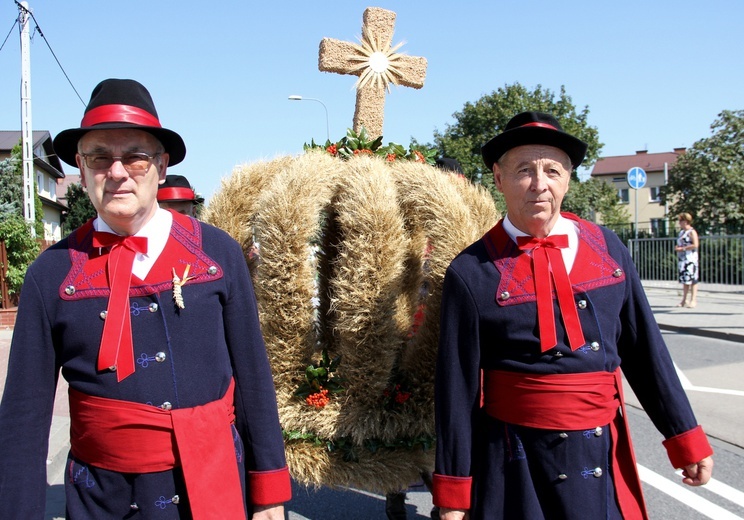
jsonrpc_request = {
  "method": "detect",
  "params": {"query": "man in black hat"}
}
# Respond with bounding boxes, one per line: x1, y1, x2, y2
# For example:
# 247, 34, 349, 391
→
0, 79, 290, 519
431, 112, 713, 519
158, 174, 204, 217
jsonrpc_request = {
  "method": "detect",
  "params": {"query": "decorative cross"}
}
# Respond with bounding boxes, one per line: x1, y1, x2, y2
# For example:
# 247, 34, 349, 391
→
318, 7, 428, 139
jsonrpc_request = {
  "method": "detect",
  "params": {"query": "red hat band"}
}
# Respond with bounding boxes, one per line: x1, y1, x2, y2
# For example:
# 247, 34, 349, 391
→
157, 187, 196, 202
81, 104, 162, 128
520, 122, 559, 131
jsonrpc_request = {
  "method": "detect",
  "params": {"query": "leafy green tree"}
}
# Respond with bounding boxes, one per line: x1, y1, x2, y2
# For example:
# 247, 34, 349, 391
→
63, 182, 96, 235
662, 110, 744, 234
432, 83, 626, 223
562, 177, 630, 226
0, 214, 40, 300
0, 158, 23, 215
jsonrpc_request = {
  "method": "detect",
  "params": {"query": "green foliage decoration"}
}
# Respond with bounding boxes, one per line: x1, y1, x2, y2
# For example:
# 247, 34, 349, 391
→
303, 127, 438, 165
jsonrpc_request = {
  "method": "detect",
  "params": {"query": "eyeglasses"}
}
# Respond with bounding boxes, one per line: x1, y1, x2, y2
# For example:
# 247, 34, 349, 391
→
80, 152, 161, 173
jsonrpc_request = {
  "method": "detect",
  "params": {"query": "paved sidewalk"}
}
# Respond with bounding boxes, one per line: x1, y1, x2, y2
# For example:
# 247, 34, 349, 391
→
0, 281, 741, 518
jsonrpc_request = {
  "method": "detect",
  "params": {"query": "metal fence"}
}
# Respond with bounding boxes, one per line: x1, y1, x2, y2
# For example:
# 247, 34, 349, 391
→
628, 235, 744, 288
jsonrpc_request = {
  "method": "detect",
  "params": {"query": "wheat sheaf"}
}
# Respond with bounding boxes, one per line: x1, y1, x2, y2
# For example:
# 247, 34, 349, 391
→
206, 151, 498, 493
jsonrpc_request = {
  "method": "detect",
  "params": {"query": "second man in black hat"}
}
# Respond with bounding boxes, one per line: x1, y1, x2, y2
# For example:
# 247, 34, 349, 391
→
431, 112, 713, 520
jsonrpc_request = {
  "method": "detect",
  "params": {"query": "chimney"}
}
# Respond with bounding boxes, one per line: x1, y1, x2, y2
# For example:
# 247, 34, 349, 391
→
636, 150, 648, 155
673, 147, 686, 154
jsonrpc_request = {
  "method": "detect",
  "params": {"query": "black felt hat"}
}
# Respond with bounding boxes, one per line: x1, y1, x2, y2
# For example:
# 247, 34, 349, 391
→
481, 112, 587, 171
157, 175, 204, 204
53, 78, 186, 167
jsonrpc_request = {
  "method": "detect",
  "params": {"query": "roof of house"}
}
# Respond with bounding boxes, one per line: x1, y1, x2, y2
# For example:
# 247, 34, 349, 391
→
0, 130, 65, 178
56, 173, 81, 202
591, 149, 685, 176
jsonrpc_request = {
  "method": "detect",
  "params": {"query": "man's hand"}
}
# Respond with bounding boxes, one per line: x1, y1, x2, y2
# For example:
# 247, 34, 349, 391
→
440, 507, 469, 520
252, 504, 284, 519
681, 455, 713, 486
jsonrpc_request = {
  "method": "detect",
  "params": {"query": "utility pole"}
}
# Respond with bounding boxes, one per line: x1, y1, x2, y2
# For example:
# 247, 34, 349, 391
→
18, 1, 35, 235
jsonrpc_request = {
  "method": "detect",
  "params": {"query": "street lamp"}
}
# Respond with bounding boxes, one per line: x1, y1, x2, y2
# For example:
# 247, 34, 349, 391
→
288, 95, 330, 142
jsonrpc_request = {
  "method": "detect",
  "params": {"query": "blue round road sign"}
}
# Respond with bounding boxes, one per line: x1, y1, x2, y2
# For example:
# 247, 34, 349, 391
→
627, 167, 647, 189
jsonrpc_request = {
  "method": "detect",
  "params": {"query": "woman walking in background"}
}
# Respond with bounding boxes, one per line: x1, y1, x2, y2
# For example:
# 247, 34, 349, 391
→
676, 212, 700, 307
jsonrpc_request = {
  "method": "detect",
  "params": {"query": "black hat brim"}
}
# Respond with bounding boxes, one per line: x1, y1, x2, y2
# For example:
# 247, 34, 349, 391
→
53, 123, 186, 167
481, 126, 587, 171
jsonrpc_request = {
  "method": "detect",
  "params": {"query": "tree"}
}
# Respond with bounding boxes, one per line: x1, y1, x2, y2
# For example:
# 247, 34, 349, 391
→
662, 110, 744, 234
0, 215, 40, 301
63, 182, 96, 235
562, 177, 630, 227
0, 158, 23, 215
432, 83, 627, 223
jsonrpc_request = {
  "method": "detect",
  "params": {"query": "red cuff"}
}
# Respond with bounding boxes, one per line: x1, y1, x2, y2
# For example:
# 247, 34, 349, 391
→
662, 425, 714, 469
432, 473, 472, 510
248, 466, 292, 506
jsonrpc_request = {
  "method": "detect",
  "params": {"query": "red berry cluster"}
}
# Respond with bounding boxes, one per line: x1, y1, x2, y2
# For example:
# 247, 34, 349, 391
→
326, 144, 338, 156
306, 389, 330, 408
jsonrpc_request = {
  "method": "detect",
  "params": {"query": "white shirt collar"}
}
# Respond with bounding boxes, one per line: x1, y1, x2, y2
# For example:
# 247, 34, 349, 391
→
94, 208, 172, 279
502, 213, 580, 272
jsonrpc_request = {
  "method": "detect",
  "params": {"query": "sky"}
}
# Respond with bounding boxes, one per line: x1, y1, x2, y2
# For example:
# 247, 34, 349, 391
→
0, 0, 742, 200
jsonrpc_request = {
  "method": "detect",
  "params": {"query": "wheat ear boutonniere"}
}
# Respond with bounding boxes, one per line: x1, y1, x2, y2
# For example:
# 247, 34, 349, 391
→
172, 264, 195, 310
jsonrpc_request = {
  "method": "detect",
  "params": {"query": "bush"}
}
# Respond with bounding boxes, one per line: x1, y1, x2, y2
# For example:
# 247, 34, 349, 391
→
0, 215, 40, 299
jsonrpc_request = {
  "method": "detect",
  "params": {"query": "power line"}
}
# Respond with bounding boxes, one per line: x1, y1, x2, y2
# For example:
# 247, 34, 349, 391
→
14, 1, 86, 107
0, 19, 18, 53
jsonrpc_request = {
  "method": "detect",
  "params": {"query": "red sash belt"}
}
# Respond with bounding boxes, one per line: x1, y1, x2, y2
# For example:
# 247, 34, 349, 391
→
484, 369, 649, 520
69, 379, 245, 519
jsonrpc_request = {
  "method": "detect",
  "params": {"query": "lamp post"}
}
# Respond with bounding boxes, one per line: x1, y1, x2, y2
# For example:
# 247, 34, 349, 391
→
288, 95, 330, 142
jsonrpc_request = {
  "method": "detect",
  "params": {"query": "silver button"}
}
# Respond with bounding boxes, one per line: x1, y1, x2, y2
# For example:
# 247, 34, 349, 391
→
553, 351, 564, 358
500, 291, 510, 301
593, 467, 603, 477
65, 285, 75, 295
577, 299, 587, 309
558, 473, 568, 480
155, 352, 166, 363
171, 495, 180, 504
590, 341, 600, 351
148, 303, 159, 313
594, 426, 603, 437
160, 401, 172, 411
207, 266, 218, 275
130, 503, 139, 510
109, 365, 117, 372
99, 310, 108, 320
559, 432, 568, 439
613, 269, 623, 278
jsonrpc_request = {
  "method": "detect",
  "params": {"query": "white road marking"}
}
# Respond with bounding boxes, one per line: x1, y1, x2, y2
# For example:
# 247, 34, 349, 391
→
638, 464, 743, 519
674, 362, 744, 397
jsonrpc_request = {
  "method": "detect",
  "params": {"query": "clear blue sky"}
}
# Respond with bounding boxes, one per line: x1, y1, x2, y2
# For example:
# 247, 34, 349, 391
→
1, 0, 741, 199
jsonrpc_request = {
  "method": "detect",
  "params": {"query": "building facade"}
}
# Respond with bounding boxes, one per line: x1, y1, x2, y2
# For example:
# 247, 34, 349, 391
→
591, 148, 685, 236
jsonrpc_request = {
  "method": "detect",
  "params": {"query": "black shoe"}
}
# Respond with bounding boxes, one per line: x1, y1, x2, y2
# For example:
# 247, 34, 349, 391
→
385, 492, 407, 520
430, 505, 440, 520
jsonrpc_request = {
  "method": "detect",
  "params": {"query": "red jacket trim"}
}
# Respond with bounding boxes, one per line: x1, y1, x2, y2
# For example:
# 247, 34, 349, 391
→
662, 425, 714, 469
248, 466, 292, 506
432, 473, 472, 510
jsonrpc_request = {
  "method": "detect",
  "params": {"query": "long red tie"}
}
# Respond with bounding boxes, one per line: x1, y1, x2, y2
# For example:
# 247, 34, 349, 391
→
92, 232, 148, 382
517, 235, 585, 352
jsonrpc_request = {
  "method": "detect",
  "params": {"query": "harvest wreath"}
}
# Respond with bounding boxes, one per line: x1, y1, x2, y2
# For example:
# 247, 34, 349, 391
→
205, 139, 497, 493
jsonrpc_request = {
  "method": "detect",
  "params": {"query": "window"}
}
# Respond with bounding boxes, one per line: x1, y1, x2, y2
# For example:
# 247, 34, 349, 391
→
49, 179, 57, 200
618, 188, 629, 204
650, 218, 665, 237
649, 186, 661, 202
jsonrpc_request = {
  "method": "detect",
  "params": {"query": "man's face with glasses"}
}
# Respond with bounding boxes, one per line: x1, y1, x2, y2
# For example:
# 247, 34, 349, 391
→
77, 129, 169, 235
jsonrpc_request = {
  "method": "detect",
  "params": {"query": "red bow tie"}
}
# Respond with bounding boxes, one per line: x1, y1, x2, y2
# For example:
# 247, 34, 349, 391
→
92, 232, 148, 381
517, 235, 585, 352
